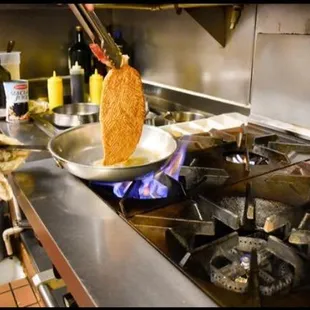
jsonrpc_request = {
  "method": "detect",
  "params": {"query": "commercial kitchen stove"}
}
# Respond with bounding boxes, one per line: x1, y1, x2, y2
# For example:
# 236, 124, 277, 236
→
85, 123, 310, 307
7, 106, 310, 307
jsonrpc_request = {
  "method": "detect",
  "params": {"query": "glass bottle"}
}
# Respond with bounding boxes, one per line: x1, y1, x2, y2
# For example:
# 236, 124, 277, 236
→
68, 26, 92, 84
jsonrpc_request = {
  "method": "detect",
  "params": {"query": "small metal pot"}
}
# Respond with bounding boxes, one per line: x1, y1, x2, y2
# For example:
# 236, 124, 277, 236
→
145, 113, 175, 126
163, 111, 205, 123
144, 99, 149, 116
52, 103, 99, 128
144, 111, 157, 125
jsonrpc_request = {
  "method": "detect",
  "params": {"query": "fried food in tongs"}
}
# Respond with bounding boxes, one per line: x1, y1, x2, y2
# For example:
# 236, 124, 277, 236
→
69, 4, 145, 166
68, 4, 123, 69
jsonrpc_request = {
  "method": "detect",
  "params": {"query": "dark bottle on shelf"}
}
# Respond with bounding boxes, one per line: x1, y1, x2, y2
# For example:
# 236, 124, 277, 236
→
68, 26, 92, 83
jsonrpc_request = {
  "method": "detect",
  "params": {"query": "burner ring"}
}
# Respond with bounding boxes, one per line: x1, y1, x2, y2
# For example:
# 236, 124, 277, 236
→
209, 237, 294, 296
224, 151, 269, 166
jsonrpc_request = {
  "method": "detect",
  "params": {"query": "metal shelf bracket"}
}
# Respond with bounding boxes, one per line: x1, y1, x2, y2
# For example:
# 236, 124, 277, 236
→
185, 5, 244, 47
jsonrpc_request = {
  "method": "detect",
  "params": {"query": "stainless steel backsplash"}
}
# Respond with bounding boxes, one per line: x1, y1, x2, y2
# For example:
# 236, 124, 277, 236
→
112, 5, 256, 106
1, 4, 310, 128
113, 3, 310, 128
251, 4, 310, 129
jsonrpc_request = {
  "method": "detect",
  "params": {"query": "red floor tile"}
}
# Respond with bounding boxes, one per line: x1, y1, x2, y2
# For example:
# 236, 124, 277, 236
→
13, 285, 37, 307
0, 283, 10, 294
0, 291, 17, 307
10, 278, 29, 290
27, 303, 40, 307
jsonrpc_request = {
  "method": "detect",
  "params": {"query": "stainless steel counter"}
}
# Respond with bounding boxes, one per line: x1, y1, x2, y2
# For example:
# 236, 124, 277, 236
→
0, 121, 51, 162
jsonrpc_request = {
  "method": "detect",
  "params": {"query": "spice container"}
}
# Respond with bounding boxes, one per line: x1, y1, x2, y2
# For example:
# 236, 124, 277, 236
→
70, 61, 85, 104
0, 52, 20, 80
47, 71, 64, 111
4, 79, 29, 123
89, 69, 103, 105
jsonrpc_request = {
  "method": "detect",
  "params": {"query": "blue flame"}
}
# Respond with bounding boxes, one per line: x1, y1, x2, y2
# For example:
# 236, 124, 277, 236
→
138, 172, 168, 199
92, 141, 188, 199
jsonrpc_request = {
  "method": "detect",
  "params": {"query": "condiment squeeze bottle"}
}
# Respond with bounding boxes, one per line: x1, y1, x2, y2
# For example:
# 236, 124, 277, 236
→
89, 69, 103, 105
47, 71, 64, 111
70, 61, 85, 103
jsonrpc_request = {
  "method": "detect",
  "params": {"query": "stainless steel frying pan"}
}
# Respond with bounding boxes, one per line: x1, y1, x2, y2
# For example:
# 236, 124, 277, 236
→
2, 123, 177, 182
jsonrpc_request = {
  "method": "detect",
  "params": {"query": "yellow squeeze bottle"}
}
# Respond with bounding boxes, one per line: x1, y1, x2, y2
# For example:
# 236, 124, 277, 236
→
47, 71, 64, 111
89, 69, 103, 105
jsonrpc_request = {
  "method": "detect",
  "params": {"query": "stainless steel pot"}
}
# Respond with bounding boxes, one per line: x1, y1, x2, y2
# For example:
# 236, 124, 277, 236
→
144, 111, 158, 125
163, 111, 205, 123
52, 103, 99, 127
145, 99, 149, 116
154, 115, 175, 126
145, 112, 174, 126
146, 111, 206, 126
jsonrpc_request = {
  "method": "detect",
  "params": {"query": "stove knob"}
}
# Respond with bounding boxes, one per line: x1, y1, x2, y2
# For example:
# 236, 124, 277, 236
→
63, 293, 78, 308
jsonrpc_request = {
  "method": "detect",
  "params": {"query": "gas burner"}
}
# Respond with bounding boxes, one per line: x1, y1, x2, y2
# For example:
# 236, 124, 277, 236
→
200, 175, 310, 236
179, 166, 229, 191
289, 213, 310, 260
225, 151, 269, 166
119, 173, 186, 218
210, 237, 293, 296
132, 199, 216, 245
217, 197, 293, 230
184, 232, 305, 297
202, 194, 307, 238
268, 142, 310, 163
180, 135, 228, 152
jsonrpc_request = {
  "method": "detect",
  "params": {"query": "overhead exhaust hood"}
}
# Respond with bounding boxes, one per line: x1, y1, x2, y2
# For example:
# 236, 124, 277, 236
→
94, 3, 244, 47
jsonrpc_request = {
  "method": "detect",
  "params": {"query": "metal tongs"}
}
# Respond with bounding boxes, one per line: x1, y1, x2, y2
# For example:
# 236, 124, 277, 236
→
68, 4, 123, 69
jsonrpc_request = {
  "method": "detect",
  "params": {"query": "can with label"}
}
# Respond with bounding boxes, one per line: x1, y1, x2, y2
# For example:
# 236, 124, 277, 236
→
3, 80, 29, 123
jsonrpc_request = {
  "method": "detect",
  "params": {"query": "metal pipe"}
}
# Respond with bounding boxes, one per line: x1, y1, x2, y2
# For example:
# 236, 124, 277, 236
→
18, 219, 31, 229
32, 269, 63, 307
3, 196, 31, 256
37, 284, 58, 307
94, 3, 232, 11
2, 226, 24, 256
11, 195, 22, 226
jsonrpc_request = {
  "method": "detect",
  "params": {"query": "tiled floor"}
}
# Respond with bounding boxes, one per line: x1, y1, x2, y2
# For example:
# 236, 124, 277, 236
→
0, 277, 44, 308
